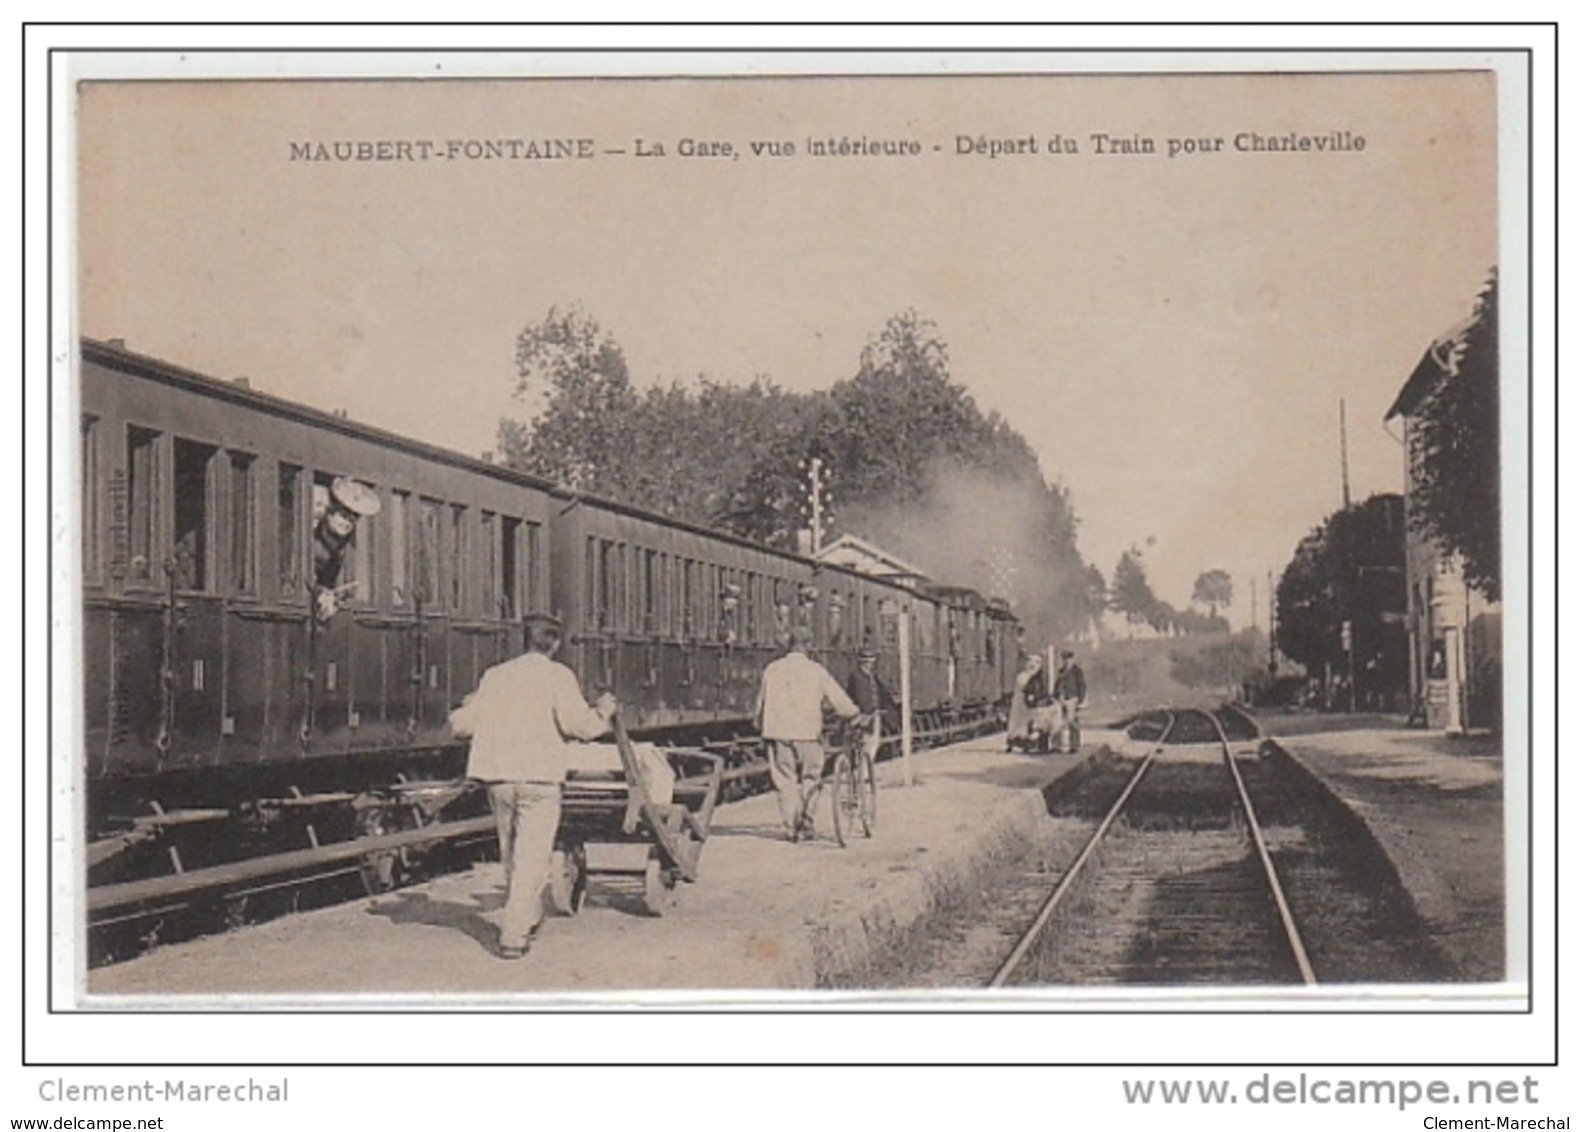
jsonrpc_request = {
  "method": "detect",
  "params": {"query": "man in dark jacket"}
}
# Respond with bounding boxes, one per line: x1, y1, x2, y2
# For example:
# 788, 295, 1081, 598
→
1053, 650, 1087, 753
845, 647, 898, 765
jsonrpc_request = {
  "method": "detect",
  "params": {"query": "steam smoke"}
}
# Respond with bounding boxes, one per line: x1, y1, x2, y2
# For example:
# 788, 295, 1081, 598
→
837, 457, 1092, 647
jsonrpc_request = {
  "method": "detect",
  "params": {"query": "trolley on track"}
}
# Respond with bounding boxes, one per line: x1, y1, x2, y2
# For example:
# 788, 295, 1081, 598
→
549, 715, 723, 917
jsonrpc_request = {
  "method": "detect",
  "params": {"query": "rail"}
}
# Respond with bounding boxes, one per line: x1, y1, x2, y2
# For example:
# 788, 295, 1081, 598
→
990, 707, 1319, 988
988, 711, 1171, 987
1207, 709, 1318, 986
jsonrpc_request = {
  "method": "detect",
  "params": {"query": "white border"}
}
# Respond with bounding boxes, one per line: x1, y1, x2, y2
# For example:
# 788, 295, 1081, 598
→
26, 25, 1554, 1071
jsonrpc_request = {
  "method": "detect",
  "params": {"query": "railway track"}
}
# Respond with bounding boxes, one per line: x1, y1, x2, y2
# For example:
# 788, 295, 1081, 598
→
992, 707, 1313, 987
864, 705, 1455, 990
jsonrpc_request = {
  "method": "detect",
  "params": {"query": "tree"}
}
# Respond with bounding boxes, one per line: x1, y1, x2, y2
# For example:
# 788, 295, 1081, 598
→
498, 305, 1102, 638
1110, 549, 1161, 628
501, 306, 810, 526
1406, 269, 1500, 600
499, 305, 639, 494
1276, 494, 1409, 706
1192, 569, 1234, 621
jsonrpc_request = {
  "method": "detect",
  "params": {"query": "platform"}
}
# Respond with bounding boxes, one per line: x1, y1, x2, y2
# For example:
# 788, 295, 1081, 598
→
83, 718, 1508, 1000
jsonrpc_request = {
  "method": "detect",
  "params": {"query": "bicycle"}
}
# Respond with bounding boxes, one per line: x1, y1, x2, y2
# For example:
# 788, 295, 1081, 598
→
828, 714, 879, 847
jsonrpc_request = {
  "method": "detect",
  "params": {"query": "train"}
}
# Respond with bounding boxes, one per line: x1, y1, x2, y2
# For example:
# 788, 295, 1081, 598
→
79, 337, 1021, 905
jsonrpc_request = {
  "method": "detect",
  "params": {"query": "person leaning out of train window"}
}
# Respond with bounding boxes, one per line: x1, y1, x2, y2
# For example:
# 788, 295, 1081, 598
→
449, 612, 617, 959
311, 477, 380, 622
754, 624, 861, 843
845, 646, 899, 764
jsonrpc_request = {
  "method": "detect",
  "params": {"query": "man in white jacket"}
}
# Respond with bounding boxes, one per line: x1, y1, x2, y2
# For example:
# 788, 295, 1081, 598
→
755, 625, 860, 842
450, 613, 615, 958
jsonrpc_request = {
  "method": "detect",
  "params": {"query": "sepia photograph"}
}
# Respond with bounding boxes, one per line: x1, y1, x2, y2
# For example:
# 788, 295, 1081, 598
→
55, 47, 1528, 1037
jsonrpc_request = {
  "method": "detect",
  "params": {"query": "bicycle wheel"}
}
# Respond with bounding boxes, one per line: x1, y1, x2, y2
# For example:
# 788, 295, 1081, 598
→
830, 753, 855, 848
855, 751, 877, 838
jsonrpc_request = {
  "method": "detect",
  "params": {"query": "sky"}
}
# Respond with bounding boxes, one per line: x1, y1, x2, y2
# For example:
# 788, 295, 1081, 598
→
74, 65, 1500, 626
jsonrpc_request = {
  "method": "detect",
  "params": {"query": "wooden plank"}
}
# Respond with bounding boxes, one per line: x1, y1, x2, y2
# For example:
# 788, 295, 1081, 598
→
88, 816, 497, 918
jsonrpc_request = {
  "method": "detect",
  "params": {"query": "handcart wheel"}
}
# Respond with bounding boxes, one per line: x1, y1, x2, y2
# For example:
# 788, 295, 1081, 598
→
547, 848, 586, 917
642, 852, 676, 916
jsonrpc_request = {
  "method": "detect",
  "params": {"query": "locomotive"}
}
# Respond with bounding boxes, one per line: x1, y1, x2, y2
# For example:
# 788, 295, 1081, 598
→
79, 338, 1020, 923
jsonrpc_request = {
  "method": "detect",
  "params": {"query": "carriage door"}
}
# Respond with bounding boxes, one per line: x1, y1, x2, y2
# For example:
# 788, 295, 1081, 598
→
306, 473, 353, 749
409, 496, 453, 740
165, 438, 226, 764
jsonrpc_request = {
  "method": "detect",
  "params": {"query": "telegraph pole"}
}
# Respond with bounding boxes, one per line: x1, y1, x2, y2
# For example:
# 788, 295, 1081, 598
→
1267, 569, 1278, 678
805, 456, 826, 554
1340, 398, 1353, 509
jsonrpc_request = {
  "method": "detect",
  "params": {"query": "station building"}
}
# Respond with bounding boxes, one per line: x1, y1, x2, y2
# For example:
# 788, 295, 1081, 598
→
1385, 321, 1503, 734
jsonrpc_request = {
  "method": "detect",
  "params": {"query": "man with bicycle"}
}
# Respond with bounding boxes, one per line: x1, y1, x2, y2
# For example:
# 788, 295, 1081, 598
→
845, 645, 899, 768
755, 625, 861, 842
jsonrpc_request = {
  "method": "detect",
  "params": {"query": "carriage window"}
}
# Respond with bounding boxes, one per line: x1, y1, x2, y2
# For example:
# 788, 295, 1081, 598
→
126, 427, 161, 584
615, 543, 630, 632
523, 521, 541, 612
594, 537, 616, 632
642, 548, 660, 634
480, 511, 498, 617
351, 498, 376, 605
632, 546, 647, 632
227, 453, 256, 595
658, 553, 671, 635
681, 560, 696, 638
500, 517, 524, 618
277, 463, 303, 598
415, 497, 443, 607
172, 438, 216, 591
81, 416, 101, 581
499, 517, 520, 618
388, 490, 409, 606
448, 504, 467, 612
744, 573, 759, 644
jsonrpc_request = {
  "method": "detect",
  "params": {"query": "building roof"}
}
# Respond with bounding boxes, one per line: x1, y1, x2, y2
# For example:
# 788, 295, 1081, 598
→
814, 533, 929, 585
1385, 315, 1477, 422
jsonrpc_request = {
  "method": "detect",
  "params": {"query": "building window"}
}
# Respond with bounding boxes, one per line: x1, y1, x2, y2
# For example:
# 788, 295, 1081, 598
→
227, 452, 256, 595
172, 438, 216, 591
277, 463, 304, 599
126, 426, 161, 585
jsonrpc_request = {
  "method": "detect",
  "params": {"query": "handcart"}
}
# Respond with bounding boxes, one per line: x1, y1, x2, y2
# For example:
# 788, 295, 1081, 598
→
549, 713, 723, 917
1006, 700, 1061, 754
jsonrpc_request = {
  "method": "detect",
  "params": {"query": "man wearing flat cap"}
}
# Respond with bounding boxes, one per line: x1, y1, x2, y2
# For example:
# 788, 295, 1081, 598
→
312, 476, 380, 622
845, 645, 898, 768
450, 612, 617, 958
1053, 649, 1087, 754
755, 625, 860, 842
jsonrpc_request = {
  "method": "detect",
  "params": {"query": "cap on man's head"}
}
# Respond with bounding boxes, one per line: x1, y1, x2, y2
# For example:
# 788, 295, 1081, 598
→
330, 477, 381, 518
522, 611, 564, 631
1061, 650, 1075, 660
858, 647, 878, 662
788, 625, 814, 650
